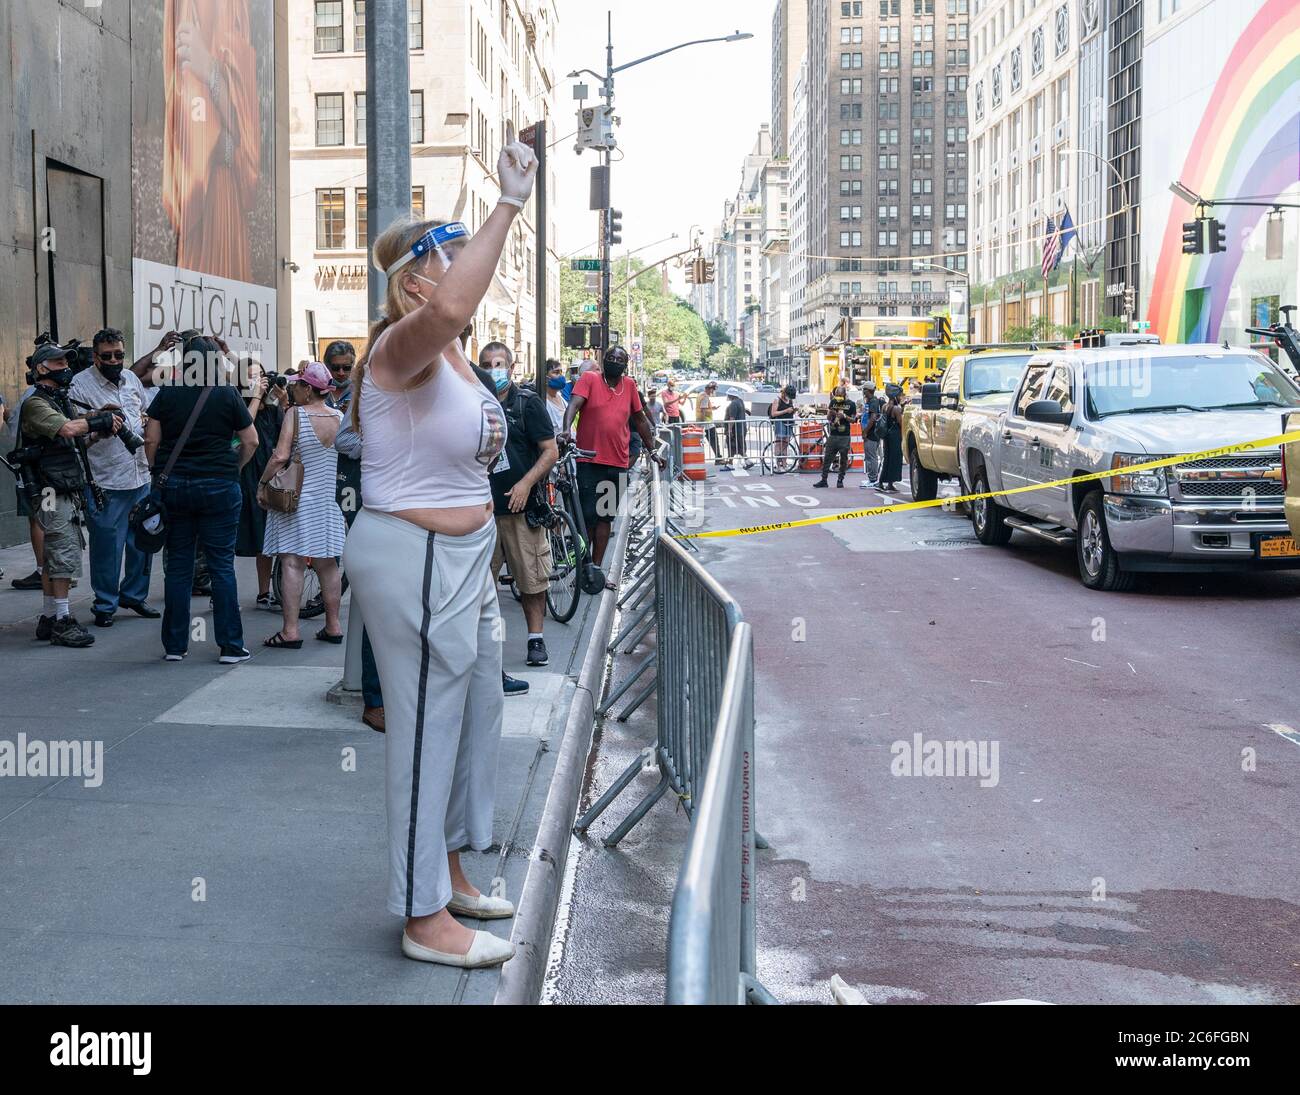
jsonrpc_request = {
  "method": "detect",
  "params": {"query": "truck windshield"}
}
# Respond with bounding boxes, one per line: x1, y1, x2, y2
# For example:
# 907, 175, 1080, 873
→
964, 355, 1032, 397
1086, 354, 1300, 418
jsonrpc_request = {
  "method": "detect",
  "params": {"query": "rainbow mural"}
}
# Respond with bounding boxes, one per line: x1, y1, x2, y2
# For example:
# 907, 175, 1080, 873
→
1147, 0, 1300, 344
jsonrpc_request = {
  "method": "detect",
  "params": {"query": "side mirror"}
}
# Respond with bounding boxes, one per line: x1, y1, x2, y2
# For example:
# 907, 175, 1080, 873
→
941, 393, 960, 410
1024, 399, 1073, 426
920, 382, 942, 411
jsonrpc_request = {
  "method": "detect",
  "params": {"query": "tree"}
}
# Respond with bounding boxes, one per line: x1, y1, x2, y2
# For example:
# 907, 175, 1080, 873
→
559, 255, 709, 373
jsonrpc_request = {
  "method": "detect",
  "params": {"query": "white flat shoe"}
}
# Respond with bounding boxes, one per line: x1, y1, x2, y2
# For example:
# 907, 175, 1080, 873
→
448, 889, 515, 920
401, 929, 515, 968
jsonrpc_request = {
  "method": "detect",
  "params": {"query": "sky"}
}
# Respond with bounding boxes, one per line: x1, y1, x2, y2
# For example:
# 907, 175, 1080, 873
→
553, 0, 771, 297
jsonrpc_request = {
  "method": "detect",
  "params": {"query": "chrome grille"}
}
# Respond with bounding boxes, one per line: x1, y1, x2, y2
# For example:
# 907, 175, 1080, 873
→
1173, 453, 1278, 472
1178, 480, 1284, 498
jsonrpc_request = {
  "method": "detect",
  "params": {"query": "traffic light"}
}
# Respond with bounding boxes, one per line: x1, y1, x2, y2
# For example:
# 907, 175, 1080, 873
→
1181, 221, 1203, 255
1207, 217, 1227, 254
685, 262, 697, 284
564, 324, 589, 350
1123, 286, 1136, 316
608, 209, 623, 246
703, 260, 716, 284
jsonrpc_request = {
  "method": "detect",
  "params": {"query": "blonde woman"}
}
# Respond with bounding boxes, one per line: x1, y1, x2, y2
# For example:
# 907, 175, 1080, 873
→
341, 134, 537, 969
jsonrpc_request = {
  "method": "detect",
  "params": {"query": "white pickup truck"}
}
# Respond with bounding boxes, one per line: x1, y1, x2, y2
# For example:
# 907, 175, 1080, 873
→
958, 344, 1300, 590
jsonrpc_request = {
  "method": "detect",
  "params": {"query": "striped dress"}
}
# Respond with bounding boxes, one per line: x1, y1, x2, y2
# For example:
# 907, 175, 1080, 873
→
262, 406, 347, 558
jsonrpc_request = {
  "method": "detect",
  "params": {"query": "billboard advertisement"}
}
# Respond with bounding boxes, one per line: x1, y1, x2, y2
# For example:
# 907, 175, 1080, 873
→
131, 0, 278, 367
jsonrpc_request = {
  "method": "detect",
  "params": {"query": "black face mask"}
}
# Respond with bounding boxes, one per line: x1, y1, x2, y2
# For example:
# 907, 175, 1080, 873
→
43, 368, 75, 388
603, 364, 627, 383
98, 364, 124, 383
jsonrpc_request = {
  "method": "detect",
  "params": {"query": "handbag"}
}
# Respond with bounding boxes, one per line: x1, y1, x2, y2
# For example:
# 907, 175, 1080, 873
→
129, 387, 213, 554
259, 408, 304, 514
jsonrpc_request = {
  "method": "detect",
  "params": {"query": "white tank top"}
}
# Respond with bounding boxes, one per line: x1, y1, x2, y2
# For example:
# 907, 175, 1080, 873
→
359, 346, 507, 511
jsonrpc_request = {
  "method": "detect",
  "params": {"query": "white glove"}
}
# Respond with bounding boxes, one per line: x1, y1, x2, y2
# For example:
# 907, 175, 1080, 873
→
498, 138, 538, 203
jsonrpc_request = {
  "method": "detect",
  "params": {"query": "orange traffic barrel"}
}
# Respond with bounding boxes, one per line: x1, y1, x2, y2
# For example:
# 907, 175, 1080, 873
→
850, 420, 865, 470
681, 427, 707, 482
798, 420, 822, 472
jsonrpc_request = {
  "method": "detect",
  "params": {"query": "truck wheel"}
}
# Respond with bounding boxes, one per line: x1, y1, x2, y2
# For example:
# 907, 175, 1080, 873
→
909, 446, 939, 502
970, 468, 1013, 546
1076, 492, 1135, 592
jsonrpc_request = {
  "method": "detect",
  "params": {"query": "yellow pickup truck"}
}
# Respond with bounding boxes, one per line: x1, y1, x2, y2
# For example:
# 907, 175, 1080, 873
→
1285, 409, 1300, 542
902, 349, 1037, 502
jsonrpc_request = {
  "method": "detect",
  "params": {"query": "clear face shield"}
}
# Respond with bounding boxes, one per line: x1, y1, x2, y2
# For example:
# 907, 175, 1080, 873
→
385, 222, 470, 289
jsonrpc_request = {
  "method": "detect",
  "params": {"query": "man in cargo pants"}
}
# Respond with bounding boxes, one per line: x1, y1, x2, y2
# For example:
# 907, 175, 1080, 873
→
814, 384, 856, 489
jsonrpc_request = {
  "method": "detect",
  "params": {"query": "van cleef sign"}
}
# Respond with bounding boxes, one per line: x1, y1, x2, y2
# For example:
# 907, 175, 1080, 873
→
315, 264, 369, 291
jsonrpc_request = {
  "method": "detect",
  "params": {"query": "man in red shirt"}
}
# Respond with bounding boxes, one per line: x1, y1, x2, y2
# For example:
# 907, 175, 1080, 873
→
559, 346, 663, 567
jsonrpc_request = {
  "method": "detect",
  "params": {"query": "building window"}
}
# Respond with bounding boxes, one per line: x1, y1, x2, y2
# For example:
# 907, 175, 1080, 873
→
991, 63, 1002, 108
355, 92, 366, 145
410, 90, 424, 144
1032, 26, 1045, 74
355, 189, 367, 249
409, 0, 424, 49
314, 1, 344, 53
354, 0, 365, 51
1055, 4, 1070, 57
1010, 46, 1022, 92
315, 94, 344, 146
316, 189, 346, 249
411, 186, 424, 219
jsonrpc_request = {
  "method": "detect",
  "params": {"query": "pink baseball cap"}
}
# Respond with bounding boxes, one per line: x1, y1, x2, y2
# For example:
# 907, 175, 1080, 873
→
292, 362, 335, 392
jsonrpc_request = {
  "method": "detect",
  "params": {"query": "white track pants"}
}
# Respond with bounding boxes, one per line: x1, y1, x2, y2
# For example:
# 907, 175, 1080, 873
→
343, 508, 504, 917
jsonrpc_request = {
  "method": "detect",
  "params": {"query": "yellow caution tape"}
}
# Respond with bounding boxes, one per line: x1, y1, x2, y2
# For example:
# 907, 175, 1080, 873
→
676, 429, 1300, 541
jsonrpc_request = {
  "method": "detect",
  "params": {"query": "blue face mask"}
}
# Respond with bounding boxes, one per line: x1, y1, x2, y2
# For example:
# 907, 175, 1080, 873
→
548, 376, 567, 390
491, 368, 511, 393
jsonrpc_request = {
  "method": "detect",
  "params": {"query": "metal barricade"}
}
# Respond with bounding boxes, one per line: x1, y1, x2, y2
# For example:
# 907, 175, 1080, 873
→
573, 445, 776, 1003
666, 623, 774, 1004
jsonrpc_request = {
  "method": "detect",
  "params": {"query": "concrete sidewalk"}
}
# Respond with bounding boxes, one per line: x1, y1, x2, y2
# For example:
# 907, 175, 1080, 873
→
0, 536, 601, 1004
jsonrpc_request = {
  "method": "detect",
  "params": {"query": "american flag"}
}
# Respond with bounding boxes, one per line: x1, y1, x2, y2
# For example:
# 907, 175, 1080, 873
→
1041, 209, 1077, 279
1041, 215, 1061, 278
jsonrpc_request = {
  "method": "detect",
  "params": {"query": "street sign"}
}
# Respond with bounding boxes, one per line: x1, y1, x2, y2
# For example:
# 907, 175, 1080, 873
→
585, 273, 600, 293
571, 258, 604, 271
582, 304, 598, 314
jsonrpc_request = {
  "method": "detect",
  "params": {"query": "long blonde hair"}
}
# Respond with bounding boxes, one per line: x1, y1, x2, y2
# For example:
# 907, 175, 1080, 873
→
352, 215, 450, 433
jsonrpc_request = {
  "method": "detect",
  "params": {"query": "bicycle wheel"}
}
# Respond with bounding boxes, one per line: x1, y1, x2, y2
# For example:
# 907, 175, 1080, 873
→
764, 438, 798, 474
270, 557, 323, 613
545, 508, 583, 624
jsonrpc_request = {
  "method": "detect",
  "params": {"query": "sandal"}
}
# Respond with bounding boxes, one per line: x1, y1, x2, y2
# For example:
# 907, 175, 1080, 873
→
315, 629, 344, 644
263, 631, 303, 649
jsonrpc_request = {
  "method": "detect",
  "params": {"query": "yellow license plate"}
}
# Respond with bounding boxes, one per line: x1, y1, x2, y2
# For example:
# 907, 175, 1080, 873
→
1258, 536, 1300, 559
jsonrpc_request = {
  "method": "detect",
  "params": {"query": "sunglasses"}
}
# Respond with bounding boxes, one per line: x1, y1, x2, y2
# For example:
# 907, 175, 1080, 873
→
328, 363, 354, 373
98, 351, 126, 362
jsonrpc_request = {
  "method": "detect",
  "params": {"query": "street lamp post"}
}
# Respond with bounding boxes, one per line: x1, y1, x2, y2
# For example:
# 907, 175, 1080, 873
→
570, 21, 752, 353
1059, 147, 1130, 324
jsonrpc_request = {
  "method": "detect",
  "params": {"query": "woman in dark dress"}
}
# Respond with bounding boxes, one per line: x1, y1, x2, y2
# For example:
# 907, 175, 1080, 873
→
876, 386, 904, 492
235, 359, 285, 608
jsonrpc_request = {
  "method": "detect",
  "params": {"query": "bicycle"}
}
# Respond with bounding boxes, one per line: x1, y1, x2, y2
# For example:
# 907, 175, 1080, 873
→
540, 439, 604, 623
763, 417, 828, 475
271, 555, 346, 618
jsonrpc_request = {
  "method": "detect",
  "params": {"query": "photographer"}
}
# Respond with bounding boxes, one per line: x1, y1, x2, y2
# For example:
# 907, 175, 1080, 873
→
17, 344, 125, 648
813, 383, 857, 489
69, 329, 158, 628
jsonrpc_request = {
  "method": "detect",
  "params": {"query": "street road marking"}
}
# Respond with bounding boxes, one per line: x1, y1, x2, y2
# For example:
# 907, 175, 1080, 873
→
1064, 657, 1101, 669
1266, 723, 1300, 750
1127, 662, 1137, 674
676, 429, 1300, 540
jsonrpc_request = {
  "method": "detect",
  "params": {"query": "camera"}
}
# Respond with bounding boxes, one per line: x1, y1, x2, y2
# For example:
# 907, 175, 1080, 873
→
82, 409, 144, 455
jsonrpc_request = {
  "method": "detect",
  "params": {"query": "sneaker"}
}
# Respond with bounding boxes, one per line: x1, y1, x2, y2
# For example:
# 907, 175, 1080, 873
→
164, 652, 187, 662
50, 615, 94, 648
12, 570, 43, 591
526, 638, 549, 667
255, 593, 281, 612
835, 480, 845, 488
812, 480, 828, 489
35, 615, 55, 642
502, 672, 529, 697
219, 647, 252, 664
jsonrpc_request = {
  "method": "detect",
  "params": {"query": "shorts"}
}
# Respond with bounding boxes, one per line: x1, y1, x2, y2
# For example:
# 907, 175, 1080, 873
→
577, 462, 627, 530
492, 512, 553, 595
35, 492, 85, 580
